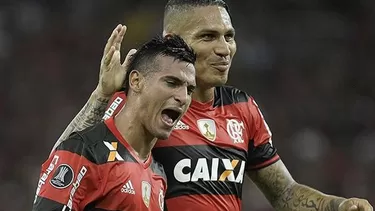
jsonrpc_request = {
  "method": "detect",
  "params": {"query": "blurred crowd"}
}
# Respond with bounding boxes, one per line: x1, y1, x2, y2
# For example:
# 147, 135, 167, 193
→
1, 0, 374, 210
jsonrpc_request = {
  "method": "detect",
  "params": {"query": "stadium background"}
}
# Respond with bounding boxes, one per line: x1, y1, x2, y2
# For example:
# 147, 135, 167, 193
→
1, 0, 374, 210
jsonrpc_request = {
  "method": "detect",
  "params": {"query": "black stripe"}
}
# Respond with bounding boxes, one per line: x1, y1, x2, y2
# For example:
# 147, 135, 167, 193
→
214, 86, 249, 107
87, 122, 137, 164
56, 123, 138, 165
32, 196, 65, 211
88, 136, 138, 165
152, 145, 248, 199
250, 156, 280, 171
150, 158, 167, 180
247, 141, 278, 170
53, 133, 99, 164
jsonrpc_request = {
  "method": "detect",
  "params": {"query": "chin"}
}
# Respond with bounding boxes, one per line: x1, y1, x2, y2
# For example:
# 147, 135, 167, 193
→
154, 131, 171, 140
205, 73, 229, 87
211, 78, 228, 87
217, 79, 228, 86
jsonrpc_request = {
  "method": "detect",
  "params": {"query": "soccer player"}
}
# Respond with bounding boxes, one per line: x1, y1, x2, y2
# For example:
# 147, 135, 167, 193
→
50, 1, 373, 211
32, 34, 196, 211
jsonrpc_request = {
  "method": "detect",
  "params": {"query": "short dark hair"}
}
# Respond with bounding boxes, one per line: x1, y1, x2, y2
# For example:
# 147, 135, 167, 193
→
123, 34, 196, 94
164, 0, 230, 29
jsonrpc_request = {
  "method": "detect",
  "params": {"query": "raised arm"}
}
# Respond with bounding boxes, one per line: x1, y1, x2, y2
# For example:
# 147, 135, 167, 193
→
51, 24, 136, 152
247, 160, 372, 211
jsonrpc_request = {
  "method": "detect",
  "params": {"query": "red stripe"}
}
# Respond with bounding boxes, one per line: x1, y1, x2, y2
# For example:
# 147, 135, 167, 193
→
37, 150, 101, 209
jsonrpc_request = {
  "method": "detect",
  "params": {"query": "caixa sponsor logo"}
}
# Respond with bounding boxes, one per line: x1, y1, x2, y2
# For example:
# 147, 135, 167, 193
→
34, 155, 59, 204
173, 158, 245, 184
103, 96, 123, 120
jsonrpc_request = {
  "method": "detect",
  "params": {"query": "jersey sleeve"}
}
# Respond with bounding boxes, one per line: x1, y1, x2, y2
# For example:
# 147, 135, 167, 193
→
245, 96, 280, 170
102, 91, 127, 120
32, 133, 102, 211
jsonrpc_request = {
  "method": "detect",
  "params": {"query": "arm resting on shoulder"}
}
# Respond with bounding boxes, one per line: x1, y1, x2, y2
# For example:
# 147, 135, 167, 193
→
51, 90, 110, 152
247, 160, 345, 211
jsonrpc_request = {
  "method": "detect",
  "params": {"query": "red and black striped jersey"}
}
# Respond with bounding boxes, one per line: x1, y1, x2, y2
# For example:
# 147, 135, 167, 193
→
103, 85, 279, 211
33, 117, 167, 211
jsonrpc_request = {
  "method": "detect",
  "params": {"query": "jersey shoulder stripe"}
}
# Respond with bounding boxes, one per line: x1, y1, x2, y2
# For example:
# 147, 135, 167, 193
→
56, 122, 137, 165
214, 86, 250, 107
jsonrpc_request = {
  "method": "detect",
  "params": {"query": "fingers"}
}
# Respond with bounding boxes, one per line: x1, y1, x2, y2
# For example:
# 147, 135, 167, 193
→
109, 50, 121, 70
345, 199, 373, 211
103, 46, 115, 67
348, 205, 358, 211
114, 25, 127, 51
357, 199, 373, 211
122, 49, 137, 68
360, 202, 374, 211
103, 24, 122, 56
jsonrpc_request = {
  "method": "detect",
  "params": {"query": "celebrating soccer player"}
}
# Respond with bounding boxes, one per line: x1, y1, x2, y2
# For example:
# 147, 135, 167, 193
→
48, 1, 373, 211
32, 34, 196, 211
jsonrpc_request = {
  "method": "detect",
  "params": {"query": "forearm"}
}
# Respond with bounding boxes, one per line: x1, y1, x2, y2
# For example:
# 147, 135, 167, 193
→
248, 160, 346, 211
51, 90, 110, 152
273, 182, 345, 211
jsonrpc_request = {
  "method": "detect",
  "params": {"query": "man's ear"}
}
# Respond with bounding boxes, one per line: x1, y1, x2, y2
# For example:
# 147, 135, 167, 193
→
128, 70, 145, 93
163, 31, 175, 39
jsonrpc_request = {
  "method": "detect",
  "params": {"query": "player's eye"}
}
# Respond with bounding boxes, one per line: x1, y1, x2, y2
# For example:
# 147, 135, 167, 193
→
166, 80, 177, 87
201, 34, 215, 41
225, 33, 235, 42
187, 87, 195, 95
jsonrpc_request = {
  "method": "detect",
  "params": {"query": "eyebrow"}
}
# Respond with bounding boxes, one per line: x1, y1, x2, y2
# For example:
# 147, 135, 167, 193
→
198, 28, 236, 35
164, 75, 196, 89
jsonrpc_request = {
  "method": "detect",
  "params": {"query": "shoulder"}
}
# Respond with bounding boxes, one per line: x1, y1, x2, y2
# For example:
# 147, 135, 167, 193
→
214, 85, 250, 107
75, 122, 110, 146
54, 122, 110, 164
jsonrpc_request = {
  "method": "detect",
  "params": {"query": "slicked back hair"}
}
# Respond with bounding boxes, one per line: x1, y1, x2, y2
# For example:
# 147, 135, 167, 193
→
123, 34, 196, 94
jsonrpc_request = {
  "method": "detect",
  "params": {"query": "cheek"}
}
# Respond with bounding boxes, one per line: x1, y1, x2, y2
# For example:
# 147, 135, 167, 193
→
192, 44, 210, 63
230, 42, 237, 57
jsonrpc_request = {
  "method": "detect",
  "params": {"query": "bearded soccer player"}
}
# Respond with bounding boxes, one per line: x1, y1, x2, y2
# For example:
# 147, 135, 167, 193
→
49, 1, 373, 211
32, 34, 196, 211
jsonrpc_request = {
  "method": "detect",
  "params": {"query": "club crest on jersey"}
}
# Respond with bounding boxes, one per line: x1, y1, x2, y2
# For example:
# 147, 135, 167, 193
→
226, 119, 245, 143
197, 119, 216, 141
142, 181, 151, 208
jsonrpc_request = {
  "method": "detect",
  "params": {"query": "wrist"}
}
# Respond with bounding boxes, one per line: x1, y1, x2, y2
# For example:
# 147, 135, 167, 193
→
331, 197, 346, 211
93, 87, 113, 99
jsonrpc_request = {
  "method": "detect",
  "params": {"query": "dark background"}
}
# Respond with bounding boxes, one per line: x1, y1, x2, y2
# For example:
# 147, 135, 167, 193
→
1, 0, 374, 210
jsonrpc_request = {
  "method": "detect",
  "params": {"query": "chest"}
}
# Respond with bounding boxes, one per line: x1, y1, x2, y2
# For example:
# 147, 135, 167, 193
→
167, 107, 250, 150
98, 163, 165, 211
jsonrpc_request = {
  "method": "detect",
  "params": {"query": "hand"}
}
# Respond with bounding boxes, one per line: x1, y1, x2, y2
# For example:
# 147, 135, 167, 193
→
95, 24, 137, 97
339, 198, 373, 211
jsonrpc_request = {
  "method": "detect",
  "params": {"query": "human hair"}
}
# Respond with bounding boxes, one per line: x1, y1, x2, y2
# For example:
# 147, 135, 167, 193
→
163, 0, 230, 30
123, 34, 196, 94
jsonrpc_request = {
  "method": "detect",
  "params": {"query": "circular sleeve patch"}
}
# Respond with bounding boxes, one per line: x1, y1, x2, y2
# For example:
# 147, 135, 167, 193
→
49, 164, 74, 189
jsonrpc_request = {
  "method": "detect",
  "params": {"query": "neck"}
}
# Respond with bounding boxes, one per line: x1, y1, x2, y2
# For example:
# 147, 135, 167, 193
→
114, 103, 157, 161
192, 86, 215, 103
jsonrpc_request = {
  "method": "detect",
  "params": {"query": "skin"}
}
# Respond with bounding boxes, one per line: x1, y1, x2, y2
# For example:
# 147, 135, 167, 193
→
166, 6, 371, 211
53, 6, 373, 211
114, 56, 196, 159
165, 6, 236, 102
